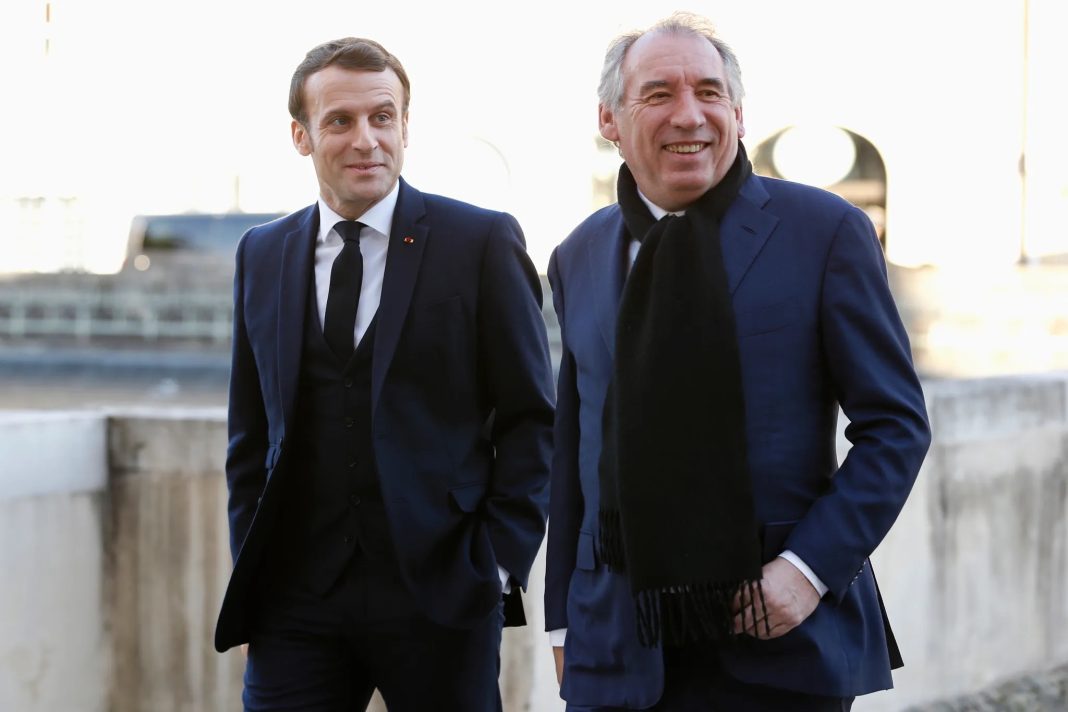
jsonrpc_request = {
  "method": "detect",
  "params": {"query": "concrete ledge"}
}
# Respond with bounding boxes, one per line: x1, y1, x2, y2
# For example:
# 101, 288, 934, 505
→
0, 411, 107, 499
925, 372, 1068, 443
105, 408, 226, 479
859, 373, 1068, 711
3, 373, 1068, 711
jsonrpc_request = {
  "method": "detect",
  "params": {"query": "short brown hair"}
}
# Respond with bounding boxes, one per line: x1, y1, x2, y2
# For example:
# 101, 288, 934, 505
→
289, 37, 411, 125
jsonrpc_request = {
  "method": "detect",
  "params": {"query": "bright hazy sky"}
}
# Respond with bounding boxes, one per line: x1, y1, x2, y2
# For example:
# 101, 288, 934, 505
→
2, 0, 1066, 273
0, 0, 885, 272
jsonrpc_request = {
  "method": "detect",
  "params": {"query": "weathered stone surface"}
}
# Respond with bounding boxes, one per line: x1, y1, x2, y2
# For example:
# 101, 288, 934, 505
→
104, 411, 241, 712
4, 374, 1068, 711
905, 664, 1068, 711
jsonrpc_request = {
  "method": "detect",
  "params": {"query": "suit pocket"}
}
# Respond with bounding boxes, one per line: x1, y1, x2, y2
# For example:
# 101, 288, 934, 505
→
736, 301, 797, 337
263, 442, 283, 488
575, 531, 597, 571
264, 442, 281, 471
449, 480, 487, 513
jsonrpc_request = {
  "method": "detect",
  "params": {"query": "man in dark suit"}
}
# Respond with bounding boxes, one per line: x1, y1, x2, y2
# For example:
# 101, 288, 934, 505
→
545, 13, 931, 711
213, 37, 554, 711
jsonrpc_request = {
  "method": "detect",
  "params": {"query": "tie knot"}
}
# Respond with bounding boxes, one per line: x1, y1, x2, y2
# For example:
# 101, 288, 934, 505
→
334, 220, 365, 244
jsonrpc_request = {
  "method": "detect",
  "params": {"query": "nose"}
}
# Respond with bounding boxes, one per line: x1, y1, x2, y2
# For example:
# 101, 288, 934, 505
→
670, 92, 705, 131
350, 118, 377, 152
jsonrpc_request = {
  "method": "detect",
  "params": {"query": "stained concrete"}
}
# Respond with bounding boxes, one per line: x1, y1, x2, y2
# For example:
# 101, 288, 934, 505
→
2, 374, 1067, 710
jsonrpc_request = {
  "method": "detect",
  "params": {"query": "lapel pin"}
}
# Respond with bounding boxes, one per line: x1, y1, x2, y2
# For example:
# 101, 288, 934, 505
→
403, 236, 415, 244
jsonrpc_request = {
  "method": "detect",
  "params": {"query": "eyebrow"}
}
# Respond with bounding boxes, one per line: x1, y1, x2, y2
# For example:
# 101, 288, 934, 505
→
637, 79, 670, 95
369, 100, 398, 114
696, 78, 728, 92
322, 100, 398, 121
637, 77, 727, 95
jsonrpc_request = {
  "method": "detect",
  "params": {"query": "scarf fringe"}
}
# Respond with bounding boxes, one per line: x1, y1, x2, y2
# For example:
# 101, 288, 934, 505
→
634, 578, 769, 648
601, 506, 770, 647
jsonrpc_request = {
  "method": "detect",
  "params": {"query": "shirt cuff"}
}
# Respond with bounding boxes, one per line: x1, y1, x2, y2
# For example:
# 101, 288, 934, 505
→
497, 565, 512, 595
778, 550, 829, 598
548, 628, 567, 647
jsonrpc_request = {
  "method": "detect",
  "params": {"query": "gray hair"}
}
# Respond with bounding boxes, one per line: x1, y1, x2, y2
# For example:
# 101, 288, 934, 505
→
597, 12, 745, 110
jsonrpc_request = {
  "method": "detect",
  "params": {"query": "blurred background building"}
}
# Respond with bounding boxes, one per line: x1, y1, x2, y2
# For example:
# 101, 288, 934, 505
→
2, 0, 1066, 382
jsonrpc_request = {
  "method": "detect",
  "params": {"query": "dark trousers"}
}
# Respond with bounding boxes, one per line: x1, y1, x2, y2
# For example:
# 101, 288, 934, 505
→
243, 551, 504, 712
567, 645, 854, 712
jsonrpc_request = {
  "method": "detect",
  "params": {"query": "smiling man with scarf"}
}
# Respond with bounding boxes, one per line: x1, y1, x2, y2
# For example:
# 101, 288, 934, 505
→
545, 13, 931, 711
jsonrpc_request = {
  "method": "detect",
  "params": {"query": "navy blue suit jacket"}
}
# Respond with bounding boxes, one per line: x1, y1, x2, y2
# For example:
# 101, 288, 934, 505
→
545, 174, 931, 706
214, 179, 554, 652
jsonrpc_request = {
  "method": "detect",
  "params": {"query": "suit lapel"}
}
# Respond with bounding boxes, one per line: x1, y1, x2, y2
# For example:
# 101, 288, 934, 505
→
585, 180, 776, 355
371, 178, 428, 414
720, 175, 778, 295
583, 177, 774, 364
277, 205, 319, 429
586, 208, 628, 359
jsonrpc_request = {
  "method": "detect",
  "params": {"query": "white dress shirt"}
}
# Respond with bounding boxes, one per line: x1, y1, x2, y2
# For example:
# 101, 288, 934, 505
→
314, 183, 512, 595
314, 186, 396, 347
548, 191, 826, 647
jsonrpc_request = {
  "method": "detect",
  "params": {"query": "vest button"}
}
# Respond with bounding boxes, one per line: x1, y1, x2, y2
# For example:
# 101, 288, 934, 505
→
343, 535, 353, 544
348, 460, 357, 469
349, 494, 361, 507
344, 417, 354, 428
344, 378, 353, 388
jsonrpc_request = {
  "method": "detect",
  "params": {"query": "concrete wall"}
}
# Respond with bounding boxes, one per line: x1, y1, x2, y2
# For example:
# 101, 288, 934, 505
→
1, 374, 1067, 711
0, 408, 558, 712
858, 373, 1068, 711
0, 412, 110, 711
905, 663, 1068, 711
0, 410, 241, 712
105, 412, 241, 712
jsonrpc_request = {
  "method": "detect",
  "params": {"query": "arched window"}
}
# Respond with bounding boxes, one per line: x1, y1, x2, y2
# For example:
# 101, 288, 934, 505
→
752, 126, 888, 249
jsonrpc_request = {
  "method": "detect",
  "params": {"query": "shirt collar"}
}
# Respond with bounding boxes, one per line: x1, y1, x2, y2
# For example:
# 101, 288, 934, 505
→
637, 189, 685, 222
316, 180, 400, 244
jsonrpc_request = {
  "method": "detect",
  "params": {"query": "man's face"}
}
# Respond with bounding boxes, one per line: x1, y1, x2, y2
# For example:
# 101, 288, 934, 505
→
292, 65, 408, 220
600, 31, 745, 211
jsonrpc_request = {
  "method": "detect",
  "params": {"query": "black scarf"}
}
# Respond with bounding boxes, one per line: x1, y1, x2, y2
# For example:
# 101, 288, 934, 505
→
598, 141, 767, 647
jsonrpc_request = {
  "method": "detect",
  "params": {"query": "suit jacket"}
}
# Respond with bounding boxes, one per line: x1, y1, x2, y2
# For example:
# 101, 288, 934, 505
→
214, 178, 554, 652
544, 174, 931, 706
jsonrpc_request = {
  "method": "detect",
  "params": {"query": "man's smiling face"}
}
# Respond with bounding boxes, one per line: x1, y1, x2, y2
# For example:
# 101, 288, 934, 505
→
292, 65, 408, 220
599, 31, 745, 211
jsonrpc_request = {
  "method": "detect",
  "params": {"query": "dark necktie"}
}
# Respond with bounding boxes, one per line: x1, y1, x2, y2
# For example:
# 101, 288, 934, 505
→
323, 220, 365, 361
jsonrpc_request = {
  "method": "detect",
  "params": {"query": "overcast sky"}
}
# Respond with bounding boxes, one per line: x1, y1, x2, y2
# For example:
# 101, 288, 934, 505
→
3, 0, 1064, 273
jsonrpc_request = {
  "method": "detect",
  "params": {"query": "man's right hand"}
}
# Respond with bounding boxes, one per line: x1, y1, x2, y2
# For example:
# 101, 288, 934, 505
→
553, 646, 564, 685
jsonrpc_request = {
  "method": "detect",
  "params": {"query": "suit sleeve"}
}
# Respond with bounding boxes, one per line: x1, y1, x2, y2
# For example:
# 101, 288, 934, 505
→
785, 207, 931, 601
224, 232, 269, 563
476, 212, 555, 590
544, 247, 584, 631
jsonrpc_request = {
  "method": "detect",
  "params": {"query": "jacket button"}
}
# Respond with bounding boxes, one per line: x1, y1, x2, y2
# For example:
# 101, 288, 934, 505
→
343, 535, 353, 544
344, 378, 353, 388
349, 494, 361, 507
344, 417, 354, 428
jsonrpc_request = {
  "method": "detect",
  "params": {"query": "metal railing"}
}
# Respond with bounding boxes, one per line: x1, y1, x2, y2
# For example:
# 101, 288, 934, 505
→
0, 274, 562, 356
0, 286, 233, 343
